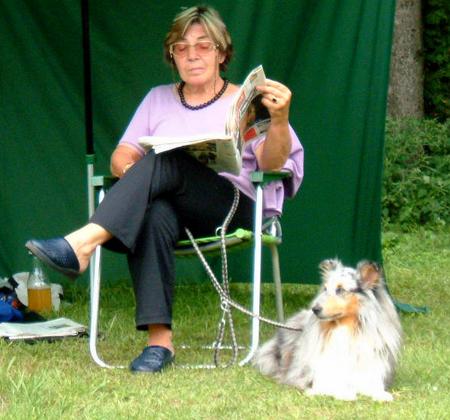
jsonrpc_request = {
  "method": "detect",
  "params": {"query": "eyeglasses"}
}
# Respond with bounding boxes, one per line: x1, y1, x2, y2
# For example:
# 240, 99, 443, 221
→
170, 41, 218, 58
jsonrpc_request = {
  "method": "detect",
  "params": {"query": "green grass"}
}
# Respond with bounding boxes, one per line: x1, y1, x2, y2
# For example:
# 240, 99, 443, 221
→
1, 228, 449, 419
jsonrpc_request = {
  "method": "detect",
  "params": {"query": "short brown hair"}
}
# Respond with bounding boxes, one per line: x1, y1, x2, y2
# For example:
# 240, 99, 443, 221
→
164, 5, 233, 72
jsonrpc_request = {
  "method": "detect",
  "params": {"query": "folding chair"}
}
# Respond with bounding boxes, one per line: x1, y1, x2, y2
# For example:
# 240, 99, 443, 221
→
87, 171, 291, 368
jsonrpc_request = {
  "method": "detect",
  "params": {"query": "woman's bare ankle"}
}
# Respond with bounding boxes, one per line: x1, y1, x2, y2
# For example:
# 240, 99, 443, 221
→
64, 224, 112, 273
147, 324, 174, 354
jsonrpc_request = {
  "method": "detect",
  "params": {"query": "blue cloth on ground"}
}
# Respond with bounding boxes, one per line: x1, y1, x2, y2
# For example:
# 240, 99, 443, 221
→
0, 291, 24, 322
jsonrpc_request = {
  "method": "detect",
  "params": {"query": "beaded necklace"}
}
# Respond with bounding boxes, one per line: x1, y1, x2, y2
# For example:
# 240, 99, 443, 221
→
178, 79, 229, 110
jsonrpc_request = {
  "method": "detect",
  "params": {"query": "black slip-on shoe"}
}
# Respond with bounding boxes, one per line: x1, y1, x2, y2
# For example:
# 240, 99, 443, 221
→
130, 345, 175, 373
25, 238, 80, 279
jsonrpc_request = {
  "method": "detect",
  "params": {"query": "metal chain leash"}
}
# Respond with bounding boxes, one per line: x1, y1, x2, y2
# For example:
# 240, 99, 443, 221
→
186, 185, 240, 367
184, 186, 302, 367
214, 185, 241, 367
185, 226, 303, 331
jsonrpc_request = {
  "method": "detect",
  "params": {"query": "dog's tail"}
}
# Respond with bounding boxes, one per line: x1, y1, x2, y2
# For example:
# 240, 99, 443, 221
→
252, 334, 282, 378
253, 309, 309, 379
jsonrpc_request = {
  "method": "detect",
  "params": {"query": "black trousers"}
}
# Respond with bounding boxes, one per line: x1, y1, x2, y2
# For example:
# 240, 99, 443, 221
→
90, 150, 254, 330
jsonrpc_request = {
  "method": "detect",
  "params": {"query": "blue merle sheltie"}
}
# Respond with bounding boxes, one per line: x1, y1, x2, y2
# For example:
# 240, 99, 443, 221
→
253, 259, 402, 401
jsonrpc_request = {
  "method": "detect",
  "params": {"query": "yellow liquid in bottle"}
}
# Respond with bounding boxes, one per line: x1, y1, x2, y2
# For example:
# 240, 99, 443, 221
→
28, 287, 52, 313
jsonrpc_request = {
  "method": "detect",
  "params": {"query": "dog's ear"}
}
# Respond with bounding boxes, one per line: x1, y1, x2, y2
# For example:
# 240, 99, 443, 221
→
319, 259, 340, 276
357, 261, 383, 289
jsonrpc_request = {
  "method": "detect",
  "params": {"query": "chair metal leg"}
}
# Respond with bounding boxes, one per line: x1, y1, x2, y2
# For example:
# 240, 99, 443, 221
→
88, 188, 125, 369
89, 245, 108, 368
269, 244, 284, 323
239, 184, 264, 366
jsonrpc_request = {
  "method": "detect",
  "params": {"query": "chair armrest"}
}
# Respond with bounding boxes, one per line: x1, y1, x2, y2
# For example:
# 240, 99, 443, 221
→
93, 172, 288, 189
250, 171, 292, 187
91, 175, 119, 189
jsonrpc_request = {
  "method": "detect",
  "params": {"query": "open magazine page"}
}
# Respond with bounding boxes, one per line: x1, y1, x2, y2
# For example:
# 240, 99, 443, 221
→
183, 140, 241, 174
139, 133, 241, 174
240, 95, 271, 143
139, 133, 230, 153
225, 65, 268, 152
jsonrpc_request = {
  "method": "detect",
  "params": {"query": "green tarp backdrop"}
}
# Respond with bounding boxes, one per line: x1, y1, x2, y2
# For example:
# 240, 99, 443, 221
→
0, 0, 395, 285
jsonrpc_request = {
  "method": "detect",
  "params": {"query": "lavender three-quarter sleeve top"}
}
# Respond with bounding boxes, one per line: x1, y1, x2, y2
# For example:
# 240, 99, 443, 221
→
118, 84, 304, 216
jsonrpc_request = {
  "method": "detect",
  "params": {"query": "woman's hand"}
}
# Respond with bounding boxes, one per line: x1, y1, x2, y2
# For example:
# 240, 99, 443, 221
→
257, 79, 292, 125
255, 79, 293, 171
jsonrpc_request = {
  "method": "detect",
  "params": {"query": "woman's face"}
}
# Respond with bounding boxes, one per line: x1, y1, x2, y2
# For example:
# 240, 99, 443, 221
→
172, 23, 224, 87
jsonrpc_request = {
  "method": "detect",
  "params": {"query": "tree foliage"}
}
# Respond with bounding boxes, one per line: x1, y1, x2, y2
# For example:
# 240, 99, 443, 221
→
382, 118, 450, 229
422, 0, 450, 121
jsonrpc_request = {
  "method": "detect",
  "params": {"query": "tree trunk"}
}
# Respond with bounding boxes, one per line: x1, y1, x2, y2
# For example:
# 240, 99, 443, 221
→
387, 0, 424, 118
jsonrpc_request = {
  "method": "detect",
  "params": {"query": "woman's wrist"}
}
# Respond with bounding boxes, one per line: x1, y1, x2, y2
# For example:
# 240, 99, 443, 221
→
269, 115, 289, 127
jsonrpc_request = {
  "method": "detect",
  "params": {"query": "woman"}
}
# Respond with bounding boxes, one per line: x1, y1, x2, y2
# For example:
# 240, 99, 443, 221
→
26, 5, 304, 373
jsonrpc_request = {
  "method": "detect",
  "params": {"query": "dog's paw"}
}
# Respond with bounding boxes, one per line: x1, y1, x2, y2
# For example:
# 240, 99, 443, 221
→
333, 392, 357, 401
304, 388, 316, 397
305, 388, 322, 398
305, 387, 357, 401
370, 391, 393, 402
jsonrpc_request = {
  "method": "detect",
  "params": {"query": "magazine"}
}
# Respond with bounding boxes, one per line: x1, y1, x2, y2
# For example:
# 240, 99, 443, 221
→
0, 317, 87, 341
138, 65, 270, 174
